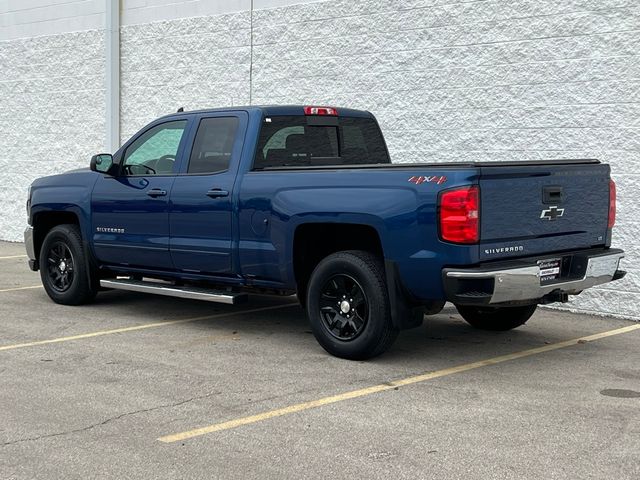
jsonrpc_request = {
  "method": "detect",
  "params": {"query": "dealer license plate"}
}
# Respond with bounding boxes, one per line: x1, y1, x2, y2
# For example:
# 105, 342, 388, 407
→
538, 258, 561, 284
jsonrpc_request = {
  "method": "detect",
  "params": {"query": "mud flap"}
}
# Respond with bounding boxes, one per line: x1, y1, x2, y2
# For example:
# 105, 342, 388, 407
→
385, 260, 424, 330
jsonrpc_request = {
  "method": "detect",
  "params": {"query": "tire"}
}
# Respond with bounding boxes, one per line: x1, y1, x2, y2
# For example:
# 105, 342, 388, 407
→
39, 224, 98, 305
455, 304, 537, 331
306, 250, 398, 360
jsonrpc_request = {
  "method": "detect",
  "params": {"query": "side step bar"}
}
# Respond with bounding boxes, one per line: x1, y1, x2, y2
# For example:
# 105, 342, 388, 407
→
100, 279, 248, 305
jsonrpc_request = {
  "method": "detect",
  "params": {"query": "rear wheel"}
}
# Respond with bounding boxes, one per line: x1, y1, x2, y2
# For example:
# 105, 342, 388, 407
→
306, 250, 398, 360
455, 304, 537, 331
39, 224, 97, 305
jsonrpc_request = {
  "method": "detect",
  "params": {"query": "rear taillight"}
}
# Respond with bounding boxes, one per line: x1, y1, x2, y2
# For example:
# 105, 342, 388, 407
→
608, 179, 616, 228
439, 186, 480, 244
303, 106, 338, 116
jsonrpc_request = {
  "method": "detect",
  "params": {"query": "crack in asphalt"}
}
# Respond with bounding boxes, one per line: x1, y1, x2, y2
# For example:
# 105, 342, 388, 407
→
1, 390, 221, 447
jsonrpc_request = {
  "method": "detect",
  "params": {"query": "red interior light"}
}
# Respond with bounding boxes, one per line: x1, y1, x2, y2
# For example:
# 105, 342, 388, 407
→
303, 106, 338, 116
439, 186, 480, 244
608, 179, 616, 229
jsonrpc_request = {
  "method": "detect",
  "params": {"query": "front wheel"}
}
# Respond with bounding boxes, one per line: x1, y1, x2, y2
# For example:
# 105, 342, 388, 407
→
455, 304, 537, 331
306, 250, 398, 360
39, 224, 97, 305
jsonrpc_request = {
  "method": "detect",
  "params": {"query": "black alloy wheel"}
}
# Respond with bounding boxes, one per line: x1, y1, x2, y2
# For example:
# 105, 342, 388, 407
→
46, 241, 75, 292
319, 274, 368, 341
39, 224, 98, 305
306, 250, 399, 360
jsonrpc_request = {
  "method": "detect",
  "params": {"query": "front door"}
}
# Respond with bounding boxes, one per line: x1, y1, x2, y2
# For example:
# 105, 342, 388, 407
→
91, 120, 189, 269
169, 113, 246, 275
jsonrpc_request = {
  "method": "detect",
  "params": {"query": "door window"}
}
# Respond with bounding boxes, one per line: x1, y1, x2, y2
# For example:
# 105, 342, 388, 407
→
187, 117, 239, 174
122, 120, 187, 175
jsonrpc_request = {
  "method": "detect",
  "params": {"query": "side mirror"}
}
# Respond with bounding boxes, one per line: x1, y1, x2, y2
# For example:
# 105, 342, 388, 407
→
90, 154, 114, 174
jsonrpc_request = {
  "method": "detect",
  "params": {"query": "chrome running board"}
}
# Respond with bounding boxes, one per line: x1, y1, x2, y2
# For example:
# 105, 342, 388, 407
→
100, 279, 247, 305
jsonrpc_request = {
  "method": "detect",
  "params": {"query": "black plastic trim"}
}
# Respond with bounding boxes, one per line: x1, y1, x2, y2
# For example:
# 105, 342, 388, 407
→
385, 259, 425, 330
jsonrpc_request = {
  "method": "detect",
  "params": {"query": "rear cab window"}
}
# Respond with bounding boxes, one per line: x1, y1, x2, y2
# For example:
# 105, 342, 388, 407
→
254, 115, 390, 169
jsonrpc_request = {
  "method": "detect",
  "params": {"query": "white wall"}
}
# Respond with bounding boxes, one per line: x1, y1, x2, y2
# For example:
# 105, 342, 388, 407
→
0, 0, 325, 40
0, 20, 105, 242
0, 0, 104, 40
119, 10, 252, 140
0, 0, 638, 320
121, 0, 249, 26
120, 0, 324, 26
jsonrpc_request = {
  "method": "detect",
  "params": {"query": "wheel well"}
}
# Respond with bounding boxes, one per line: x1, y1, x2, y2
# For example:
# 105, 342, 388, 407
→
293, 223, 383, 294
33, 211, 80, 260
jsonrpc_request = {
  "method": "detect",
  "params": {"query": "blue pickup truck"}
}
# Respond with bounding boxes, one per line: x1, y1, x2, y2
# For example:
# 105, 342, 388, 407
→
25, 105, 625, 359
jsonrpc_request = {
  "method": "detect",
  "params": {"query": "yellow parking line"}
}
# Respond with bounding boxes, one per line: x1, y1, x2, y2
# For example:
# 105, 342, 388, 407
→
158, 323, 640, 443
0, 285, 42, 293
0, 303, 297, 352
0, 254, 27, 260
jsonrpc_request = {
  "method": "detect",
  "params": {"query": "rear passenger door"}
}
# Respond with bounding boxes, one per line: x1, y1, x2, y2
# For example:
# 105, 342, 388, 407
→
169, 112, 247, 275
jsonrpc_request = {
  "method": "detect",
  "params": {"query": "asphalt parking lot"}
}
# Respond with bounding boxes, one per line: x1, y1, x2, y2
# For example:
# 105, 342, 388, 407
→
0, 241, 639, 479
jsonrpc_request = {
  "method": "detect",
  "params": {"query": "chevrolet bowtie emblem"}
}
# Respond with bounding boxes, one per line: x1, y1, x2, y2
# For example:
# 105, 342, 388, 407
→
540, 206, 564, 220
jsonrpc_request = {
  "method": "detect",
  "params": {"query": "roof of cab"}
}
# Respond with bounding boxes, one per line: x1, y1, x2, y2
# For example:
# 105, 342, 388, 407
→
158, 105, 374, 120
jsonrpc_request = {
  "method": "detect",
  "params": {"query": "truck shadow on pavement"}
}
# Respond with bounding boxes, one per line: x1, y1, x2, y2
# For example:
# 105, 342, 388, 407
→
82, 290, 578, 368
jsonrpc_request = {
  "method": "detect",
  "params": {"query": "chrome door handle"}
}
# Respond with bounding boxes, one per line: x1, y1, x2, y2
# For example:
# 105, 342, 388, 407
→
147, 188, 167, 197
206, 189, 229, 198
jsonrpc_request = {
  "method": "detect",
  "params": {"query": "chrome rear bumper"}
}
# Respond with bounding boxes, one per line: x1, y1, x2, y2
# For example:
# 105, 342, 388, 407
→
443, 249, 625, 305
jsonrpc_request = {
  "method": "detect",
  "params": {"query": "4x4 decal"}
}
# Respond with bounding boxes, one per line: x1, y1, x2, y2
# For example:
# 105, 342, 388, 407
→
408, 175, 447, 185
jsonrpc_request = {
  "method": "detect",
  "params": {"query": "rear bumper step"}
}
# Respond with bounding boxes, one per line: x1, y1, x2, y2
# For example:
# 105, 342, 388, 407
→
443, 248, 624, 306
100, 279, 248, 305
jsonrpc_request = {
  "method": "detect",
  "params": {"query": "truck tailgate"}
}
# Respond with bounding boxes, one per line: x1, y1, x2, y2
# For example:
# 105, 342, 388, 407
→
479, 161, 610, 261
